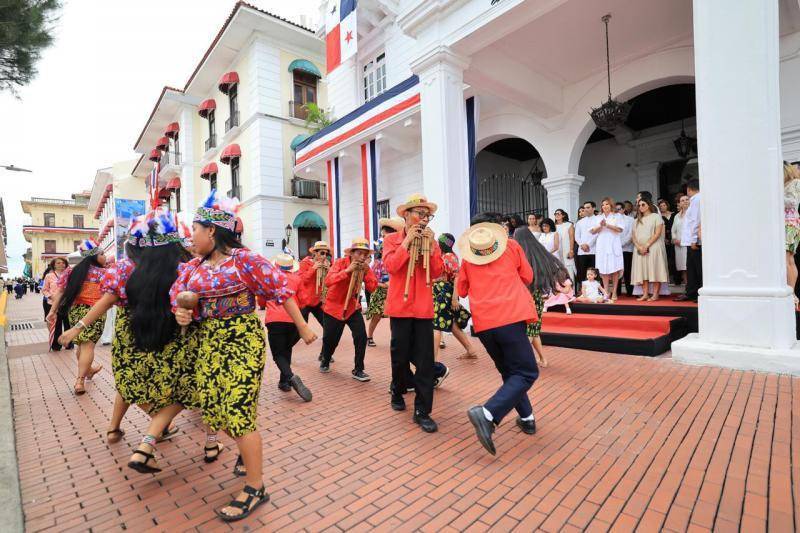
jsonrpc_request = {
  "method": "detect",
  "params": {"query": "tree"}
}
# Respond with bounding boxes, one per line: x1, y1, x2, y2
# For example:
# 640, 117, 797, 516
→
303, 103, 333, 133
0, 0, 61, 95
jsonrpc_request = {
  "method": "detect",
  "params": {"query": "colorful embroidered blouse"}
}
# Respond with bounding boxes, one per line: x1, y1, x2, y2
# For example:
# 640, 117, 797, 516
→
370, 258, 388, 283
56, 265, 107, 306
100, 258, 136, 306
170, 248, 292, 320
438, 252, 460, 283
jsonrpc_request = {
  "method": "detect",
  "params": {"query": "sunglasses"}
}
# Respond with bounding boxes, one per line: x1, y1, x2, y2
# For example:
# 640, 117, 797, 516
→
317, 251, 331, 257
410, 209, 434, 220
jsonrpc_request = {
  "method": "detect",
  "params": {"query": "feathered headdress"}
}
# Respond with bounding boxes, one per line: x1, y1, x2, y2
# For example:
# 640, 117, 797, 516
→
138, 208, 183, 247
178, 219, 193, 247
193, 189, 240, 231
79, 238, 102, 258
126, 215, 147, 247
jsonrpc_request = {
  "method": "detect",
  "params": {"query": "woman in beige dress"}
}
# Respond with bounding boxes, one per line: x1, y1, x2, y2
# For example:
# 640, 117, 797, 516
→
631, 199, 669, 301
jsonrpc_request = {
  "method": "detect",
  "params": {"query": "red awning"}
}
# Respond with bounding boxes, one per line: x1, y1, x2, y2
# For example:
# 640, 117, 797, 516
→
200, 162, 218, 179
158, 188, 172, 199
165, 122, 180, 139
166, 177, 181, 190
149, 149, 161, 162
156, 136, 170, 151
220, 144, 241, 165
198, 99, 216, 118
218, 71, 239, 94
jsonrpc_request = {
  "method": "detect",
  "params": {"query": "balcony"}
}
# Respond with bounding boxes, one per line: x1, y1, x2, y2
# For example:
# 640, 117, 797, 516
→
204, 134, 216, 152
159, 151, 181, 167
225, 111, 239, 132
291, 178, 327, 200
28, 197, 88, 206
289, 101, 309, 121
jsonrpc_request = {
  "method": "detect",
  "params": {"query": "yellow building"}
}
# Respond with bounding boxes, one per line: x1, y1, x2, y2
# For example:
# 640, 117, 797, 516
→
21, 192, 99, 279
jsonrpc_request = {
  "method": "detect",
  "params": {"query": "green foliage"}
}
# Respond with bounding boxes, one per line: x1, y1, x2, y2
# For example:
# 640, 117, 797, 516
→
0, 0, 62, 95
303, 102, 333, 133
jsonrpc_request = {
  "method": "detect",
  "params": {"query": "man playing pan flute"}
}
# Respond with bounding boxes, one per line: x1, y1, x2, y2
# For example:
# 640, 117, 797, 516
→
382, 193, 444, 433
319, 237, 377, 381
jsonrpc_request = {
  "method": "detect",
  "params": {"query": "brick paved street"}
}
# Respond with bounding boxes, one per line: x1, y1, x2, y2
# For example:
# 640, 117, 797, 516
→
4, 292, 800, 532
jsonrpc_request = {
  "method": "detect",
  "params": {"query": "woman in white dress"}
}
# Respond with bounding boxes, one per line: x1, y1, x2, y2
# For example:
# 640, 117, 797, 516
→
671, 194, 689, 287
553, 209, 576, 282
537, 218, 560, 257
527, 213, 542, 238
590, 197, 624, 301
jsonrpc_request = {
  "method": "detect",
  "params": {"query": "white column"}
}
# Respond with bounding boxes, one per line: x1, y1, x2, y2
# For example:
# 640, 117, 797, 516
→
541, 174, 584, 218
178, 107, 196, 216
633, 163, 659, 197
412, 46, 471, 238
672, 0, 799, 373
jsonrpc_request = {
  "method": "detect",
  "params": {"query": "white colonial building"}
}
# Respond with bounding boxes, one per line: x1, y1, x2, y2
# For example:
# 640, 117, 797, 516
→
132, 2, 331, 259
293, 0, 800, 374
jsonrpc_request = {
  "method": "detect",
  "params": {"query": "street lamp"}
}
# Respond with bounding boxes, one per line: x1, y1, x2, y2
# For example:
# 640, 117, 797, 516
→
1, 164, 32, 172
282, 224, 293, 252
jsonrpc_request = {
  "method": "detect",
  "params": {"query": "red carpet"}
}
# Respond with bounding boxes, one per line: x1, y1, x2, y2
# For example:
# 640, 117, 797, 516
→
602, 295, 698, 308
542, 314, 677, 340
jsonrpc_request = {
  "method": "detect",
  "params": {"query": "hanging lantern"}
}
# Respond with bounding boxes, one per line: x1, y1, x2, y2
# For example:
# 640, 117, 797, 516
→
673, 121, 696, 159
589, 14, 631, 132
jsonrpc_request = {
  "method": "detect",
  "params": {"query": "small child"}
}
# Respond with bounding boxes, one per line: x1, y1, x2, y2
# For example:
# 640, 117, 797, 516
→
576, 268, 608, 303
543, 269, 575, 314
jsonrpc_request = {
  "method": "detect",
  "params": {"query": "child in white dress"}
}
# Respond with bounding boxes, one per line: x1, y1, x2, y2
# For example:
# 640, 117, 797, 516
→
576, 268, 607, 303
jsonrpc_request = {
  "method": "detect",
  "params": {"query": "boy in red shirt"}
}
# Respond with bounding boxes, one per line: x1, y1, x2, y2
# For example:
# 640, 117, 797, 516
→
320, 238, 378, 381
264, 254, 312, 402
457, 216, 540, 455
383, 194, 444, 433
298, 241, 331, 362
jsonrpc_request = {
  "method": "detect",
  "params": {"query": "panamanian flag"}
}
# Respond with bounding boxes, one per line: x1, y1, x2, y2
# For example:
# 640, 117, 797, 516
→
325, 0, 357, 74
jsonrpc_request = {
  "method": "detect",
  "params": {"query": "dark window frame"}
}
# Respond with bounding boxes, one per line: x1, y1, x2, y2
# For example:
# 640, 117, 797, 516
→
44, 239, 56, 253
43, 213, 55, 227
73, 214, 84, 228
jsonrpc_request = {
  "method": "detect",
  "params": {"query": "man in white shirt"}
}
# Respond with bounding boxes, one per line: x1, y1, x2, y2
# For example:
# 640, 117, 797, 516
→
574, 201, 599, 284
675, 179, 702, 301
615, 202, 635, 295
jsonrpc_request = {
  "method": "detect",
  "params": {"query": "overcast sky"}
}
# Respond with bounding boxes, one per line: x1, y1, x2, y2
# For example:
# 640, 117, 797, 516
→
0, 0, 321, 276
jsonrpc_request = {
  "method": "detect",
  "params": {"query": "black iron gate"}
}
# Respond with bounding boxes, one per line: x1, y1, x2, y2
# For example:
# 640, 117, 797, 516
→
476, 159, 548, 219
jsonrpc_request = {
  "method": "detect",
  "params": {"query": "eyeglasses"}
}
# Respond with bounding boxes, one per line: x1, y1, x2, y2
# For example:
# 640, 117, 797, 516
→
410, 209, 434, 220
317, 251, 331, 257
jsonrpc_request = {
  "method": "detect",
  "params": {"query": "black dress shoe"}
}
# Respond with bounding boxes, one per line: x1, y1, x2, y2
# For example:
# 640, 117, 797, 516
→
277, 382, 291, 392
413, 411, 438, 433
391, 394, 406, 411
289, 375, 312, 402
516, 417, 537, 435
467, 406, 496, 455
319, 362, 330, 373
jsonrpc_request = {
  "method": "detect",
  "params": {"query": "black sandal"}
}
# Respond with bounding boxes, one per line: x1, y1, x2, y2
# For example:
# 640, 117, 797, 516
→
127, 448, 162, 474
156, 426, 179, 442
204, 442, 224, 463
233, 454, 246, 477
107, 429, 125, 444
367, 338, 376, 347
215, 485, 269, 522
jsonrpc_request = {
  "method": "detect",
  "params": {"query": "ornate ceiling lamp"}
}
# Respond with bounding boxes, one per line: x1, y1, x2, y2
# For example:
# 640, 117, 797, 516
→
673, 120, 696, 159
589, 14, 631, 132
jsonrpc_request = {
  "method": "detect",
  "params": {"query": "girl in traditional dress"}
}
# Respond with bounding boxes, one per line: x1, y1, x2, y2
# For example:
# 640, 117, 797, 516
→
433, 233, 477, 360
513, 226, 564, 368
47, 239, 106, 395
127, 192, 316, 523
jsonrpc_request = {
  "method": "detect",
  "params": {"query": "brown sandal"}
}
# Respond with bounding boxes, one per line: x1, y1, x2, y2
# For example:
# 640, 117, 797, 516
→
86, 364, 102, 380
74, 377, 86, 395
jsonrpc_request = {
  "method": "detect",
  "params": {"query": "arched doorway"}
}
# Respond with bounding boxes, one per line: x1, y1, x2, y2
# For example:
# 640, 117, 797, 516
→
475, 137, 548, 220
292, 210, 326, 259
577, 83, 697, 207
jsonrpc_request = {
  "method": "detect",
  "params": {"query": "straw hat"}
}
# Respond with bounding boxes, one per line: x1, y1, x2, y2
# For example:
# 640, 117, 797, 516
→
274, 253, 299, 272
344, 237, 373, 254
308, 240, 331, 253
458, 223, 508, 265
396, 193, 438, 217
378, 217, 405, 232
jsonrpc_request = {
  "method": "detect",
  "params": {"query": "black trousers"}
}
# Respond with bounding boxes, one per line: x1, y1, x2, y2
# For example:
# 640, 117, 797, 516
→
685, 246, 703, 300
390, 318, 435, 415
267, 322, 300, 384
321, 311, 367, 372
302, 304, 325, 328
575, 254, 595, 285
622, 251, 634, 295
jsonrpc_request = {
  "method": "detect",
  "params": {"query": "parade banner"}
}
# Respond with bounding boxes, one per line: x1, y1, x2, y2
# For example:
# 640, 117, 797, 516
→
114, 198, 146, 260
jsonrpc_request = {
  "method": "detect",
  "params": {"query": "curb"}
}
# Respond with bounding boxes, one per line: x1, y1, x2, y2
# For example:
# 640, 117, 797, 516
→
0, 301, 24, 532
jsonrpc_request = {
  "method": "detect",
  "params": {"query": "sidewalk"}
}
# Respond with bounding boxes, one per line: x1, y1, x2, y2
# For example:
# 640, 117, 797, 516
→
4, 291, 800, 532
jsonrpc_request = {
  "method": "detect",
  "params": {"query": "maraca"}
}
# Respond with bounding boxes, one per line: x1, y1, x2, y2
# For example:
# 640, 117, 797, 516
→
175, 291, 199, 335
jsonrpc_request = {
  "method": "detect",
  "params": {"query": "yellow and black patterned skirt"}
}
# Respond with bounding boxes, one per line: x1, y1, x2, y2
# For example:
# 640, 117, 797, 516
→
433, 281, 471, 332
525, 290, 545, 338
112, 307, 198, 412
365, 286, 387, 319
68, 304, 106, 345
195, 312, 266, 437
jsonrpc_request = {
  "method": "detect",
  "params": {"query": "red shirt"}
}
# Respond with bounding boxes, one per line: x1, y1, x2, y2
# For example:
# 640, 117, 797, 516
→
296, 256, 324, 308
456, 239, 537, 333
265, 272, 301, 324
383, 230, 444, 319
323, 257, 378, 320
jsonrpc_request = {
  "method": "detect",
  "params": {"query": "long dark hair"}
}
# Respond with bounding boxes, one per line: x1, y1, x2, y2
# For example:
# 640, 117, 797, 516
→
57, 255, 102, 314
513, 227, 563, 295
126, 242, 191, 352
199, 221, 244, 262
